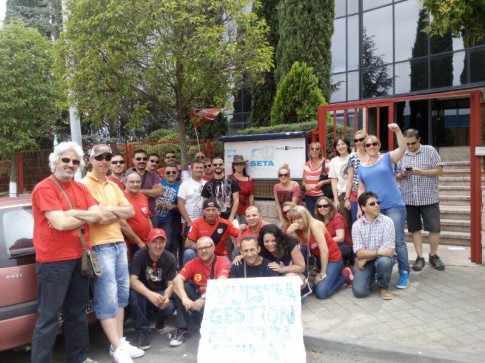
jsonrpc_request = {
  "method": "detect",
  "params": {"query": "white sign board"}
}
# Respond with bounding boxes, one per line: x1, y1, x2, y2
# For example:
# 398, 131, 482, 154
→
224, 137, 306, 179
475, 146, 485, 156
198, 276, 306, 363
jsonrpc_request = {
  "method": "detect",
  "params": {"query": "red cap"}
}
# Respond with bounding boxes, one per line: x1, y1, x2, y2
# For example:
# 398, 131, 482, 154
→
147, 228, 167, 242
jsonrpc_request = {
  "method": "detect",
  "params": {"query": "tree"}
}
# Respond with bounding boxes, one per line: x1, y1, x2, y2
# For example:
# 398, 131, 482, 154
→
270, 61, 325, 125
59, 0, 273, 168
275, 0, 334, 102
422, 0, 485, 48
0, 20, 62, 195
362, 29, 393, 99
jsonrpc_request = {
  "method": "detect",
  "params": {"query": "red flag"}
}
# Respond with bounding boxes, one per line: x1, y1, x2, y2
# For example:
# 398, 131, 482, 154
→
191, 108, 222, 128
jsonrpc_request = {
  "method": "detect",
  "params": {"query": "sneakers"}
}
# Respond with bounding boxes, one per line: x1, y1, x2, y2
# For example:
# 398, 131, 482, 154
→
113, 344, 134, 363
169, 328, 188, 347
109, 337, 145, 358
396, 271, 409, 289
342, 267, 354, 287
137, 331, 151, 350
156, 315, 167, 332
380, 289, 393, 300
429, 254, 445, 271
412, 257, 425, 271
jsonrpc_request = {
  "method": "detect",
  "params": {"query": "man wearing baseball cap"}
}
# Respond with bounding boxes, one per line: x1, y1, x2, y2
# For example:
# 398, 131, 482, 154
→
182, 198, 240, 265
129, 228, 177, 350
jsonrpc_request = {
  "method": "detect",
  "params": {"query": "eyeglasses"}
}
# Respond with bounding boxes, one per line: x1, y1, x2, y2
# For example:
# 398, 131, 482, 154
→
165, 171, 177, 175
149, 159, 159, 164
278, 173, 289, 177
111, 160, 125, 165
61, 157, 81, 165
135, 157, 148, 161
213, 163, 223, 166
196, 244, 213, 252
94, 155, 112, 161
365, 142, 379, 148
317, 204, 331, 209
367, 201, 381, 206
310, 147, 321, 151
406, 142, 417, 146
354, 137, 365, 143
204, 164, 212, 168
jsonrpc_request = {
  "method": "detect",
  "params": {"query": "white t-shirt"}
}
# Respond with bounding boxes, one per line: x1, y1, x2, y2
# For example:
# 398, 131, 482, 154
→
177, 178, 206, 223
328, 154, 351, 196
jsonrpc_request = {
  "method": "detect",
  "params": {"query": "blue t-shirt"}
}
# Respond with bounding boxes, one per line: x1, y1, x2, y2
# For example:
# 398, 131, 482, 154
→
357, 153, 405, 209
156, 180, 180, 223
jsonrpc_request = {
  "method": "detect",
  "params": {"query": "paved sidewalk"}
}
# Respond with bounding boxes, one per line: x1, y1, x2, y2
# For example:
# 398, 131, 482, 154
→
302, 243, 485, 362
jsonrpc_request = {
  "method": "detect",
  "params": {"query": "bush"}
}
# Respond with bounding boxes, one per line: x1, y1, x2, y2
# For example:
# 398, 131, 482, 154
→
270, 62, 326, 125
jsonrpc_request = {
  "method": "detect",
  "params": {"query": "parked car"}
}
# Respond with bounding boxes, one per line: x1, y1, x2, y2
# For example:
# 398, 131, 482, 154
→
0, 196, 94, 352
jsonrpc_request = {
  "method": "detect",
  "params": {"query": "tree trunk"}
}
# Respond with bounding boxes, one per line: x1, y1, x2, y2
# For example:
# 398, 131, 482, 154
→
9, 154, 18, 198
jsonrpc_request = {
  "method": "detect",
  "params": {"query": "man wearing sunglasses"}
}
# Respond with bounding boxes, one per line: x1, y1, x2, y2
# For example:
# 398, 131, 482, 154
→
83, 144, 144, 362
108, 154, 126, 190
352, 192, 396, 300
132, 149, 164, 226
202, 158, 214, 181
397, 129, 445, 272
129, 228, 176, 351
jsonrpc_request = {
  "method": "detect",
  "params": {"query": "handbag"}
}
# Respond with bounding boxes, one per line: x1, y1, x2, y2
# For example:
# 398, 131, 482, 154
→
318, 162, 334, 198
49, 176, 102, 278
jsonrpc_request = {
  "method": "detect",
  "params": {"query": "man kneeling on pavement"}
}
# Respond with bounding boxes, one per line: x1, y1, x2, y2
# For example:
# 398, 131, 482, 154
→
129, 228, 176, 350
171, 236, 230, 347
352, 191, 396, 300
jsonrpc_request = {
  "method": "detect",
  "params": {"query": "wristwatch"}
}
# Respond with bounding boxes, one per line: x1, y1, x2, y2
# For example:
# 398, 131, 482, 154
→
317, 273, 326, 279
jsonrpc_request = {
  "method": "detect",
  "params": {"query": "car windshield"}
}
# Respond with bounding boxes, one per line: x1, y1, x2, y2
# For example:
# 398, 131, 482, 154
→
1, 206, 34, 258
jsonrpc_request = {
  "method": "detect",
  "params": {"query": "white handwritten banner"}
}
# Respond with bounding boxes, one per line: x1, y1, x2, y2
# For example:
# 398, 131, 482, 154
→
198, 276, 306, 363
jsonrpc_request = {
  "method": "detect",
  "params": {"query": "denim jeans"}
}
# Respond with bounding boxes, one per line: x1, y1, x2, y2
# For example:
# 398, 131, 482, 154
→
352, 256, 394, 298
350, 201, 359, 225
91, 242, 130, 319
129, 290, 175, 332
314, 259, 346, 299
174, 282, 203, 329
305, 195, 321, 218
338, 243, 355, 265
381, 206, 410, 274
182, 248, 197, 267
159, 220, 176, 254
31, 259, 89, 363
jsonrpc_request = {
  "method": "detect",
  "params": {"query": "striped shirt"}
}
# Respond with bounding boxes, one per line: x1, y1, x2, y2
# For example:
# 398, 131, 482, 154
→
303, 159, 329, 197
397, 145, 443, 206
352, 213, 395, 253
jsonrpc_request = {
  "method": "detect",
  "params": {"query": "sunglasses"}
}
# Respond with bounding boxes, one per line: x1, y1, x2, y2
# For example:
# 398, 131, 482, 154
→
204, 164, 212, 168
213, 163, 223, 166
354, 137, 365, 143
365, 142, 379, 148
367, 201, 381, 206
165, 171, 177, 175
149, 159, 159, 164
317, 204, 331, 209
135, 157, 148, 161
61, 157, 81, 165
94, 155, 112, 161
407, 142, 417, 146
310, 147, 321, 151
111, 160, 125, 165
278, 173, 289, 177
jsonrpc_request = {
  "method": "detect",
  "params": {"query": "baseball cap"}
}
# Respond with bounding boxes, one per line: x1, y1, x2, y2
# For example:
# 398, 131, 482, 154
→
203, 198, 220, 210
147, 228, 167, 242
90, 144, 113, 157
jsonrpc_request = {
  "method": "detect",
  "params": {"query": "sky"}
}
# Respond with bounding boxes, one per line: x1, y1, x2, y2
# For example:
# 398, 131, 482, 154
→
0, 1, 6, 24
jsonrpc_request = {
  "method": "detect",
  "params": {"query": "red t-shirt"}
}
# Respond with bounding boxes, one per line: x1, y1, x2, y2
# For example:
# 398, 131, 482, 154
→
179, 256, 230, 294
124, 192, 151, 245
325, 213, 353, 248
202, 175, 213, 182
32, 176, 98, 262
299, 230, 342, 262
188, 217, 240, 256
108, 175, 125, 190
230, 175, 255, 215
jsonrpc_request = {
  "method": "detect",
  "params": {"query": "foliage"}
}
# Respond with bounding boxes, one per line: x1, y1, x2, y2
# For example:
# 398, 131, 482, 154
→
275, 0, 334, 102
59, 0, 273, 168
270, 62, 325, 125
147, 129, 179, 143
0, 20, 61, 163
422, 0, 485, 48
362, 29, 393, 99
250, 0, 280, 127
185, 113, 229, 140
6, 0, 63, 40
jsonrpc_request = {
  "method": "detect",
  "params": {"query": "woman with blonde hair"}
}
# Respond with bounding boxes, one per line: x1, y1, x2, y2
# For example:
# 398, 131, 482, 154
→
302, 142, 331, 217
280, 201, 297, 231
286, 206, 346, 299
274, 164, 301, 224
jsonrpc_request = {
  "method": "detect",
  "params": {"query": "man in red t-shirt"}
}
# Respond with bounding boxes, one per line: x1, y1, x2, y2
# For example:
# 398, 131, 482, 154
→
171, 236, 230, 347
31, 141, 103, 363
183, 198, 239, 265
120, 169, 152, 260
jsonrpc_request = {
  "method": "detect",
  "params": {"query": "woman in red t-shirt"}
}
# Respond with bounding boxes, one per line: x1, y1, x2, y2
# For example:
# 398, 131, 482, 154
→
230, 155, 255, 223
273, 164, 302, 225
287, 206, 346, 299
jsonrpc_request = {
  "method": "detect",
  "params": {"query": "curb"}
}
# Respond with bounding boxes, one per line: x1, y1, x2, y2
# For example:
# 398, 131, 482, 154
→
303, 330, 483, 363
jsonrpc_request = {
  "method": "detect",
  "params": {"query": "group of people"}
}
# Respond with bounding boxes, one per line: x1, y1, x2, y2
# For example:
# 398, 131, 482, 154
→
31, 122, 445, 362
